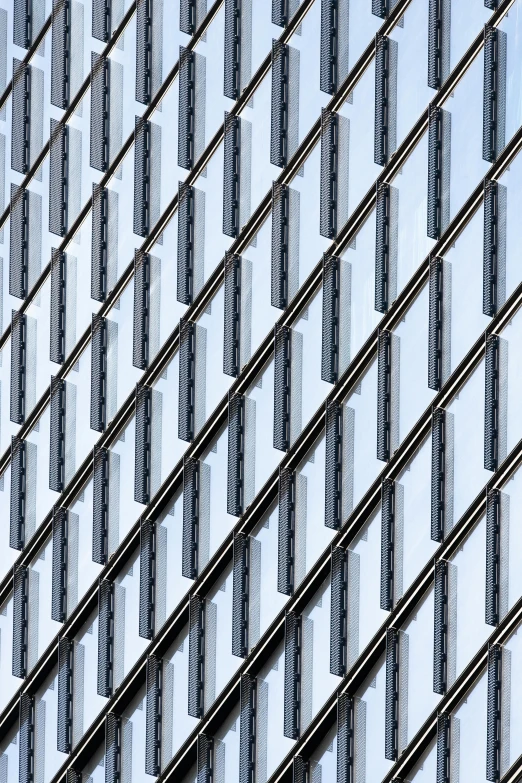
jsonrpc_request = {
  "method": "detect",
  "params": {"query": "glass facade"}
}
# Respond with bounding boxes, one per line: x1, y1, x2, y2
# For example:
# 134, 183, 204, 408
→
2, 0, 522, 782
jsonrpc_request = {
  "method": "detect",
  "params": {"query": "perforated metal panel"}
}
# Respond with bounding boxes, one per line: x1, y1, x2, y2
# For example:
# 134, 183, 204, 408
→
178, 318, 196, 442
50, 249, 66, 364
337, 693, 354, 783
232, 533, 248, 658
133, 117, 150, 237
134, 383, 152, 504
227, 393, 245, 516
372, 0, 387, 18
13, 0, 31, 48
283, 611, 300, 739
428, 256, 444, 390
49, 118, 68, 237
428, 0, 442, 89
182, 456, 199, 579
320, 109, 337, 239
277, 466, 295, 596
273, 324, 291, 452
431, 408, 445, 543
10, 310, 26, 425
133, 250, 150, 370
91, 184, 108, 302
136, 0, 152, 104
433, 559, 448, 695
180, 0, 196, 33
105, 712, 121, 783
380, 478, 394, 611
320, 0, 336, 94
10, 437, 26, 550
52, 506, 68, 622
330, 546, 347, 676
321, 254, 340, 384
270, 40, 288, 167
375, 183, 391, 314
11, 60, 30, 173
484, 334, 499, 472
145, 654, 162, 776
224, 0, 240, 99
139, 519, 155, 639
92, 0, 110, 41
239, 673, 255, 783
325, 400, 342, 530
483, 179, 500, 318
223, 112, 241, 238
90, 313, 107, 433
427, 104, 442, 240
385, 627, 399, 761
223, 252, 242, 377
377, 329, 392, 462
9, 184, 28, 298
484, 0, 497, 8
97, 579, 114, 697
92, 445, 109, 565
57, 636, 73, 753
178, 47, 195, 169
90, 53, 109, 171
177, 182, 195, 304
188, 594, 203, 718
374, 34, 389, 166
486, 644, 501, 782
436, 712, 451, 783
483, 27, 506, 163
51, 0, 70, 109
485, 489, 500, 627
12, 565, 28, 678
272, 0, 288, 26
197, 732, 213, 783
18, 693, 34, 783
49, 376, 66, 492
271, 183, 289, 309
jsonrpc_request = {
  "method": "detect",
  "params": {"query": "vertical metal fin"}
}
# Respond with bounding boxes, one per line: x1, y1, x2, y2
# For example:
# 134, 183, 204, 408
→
12, 564, 29, 679
375, 183, 391, 314
9, 184, 29, 298
178, 46, 195, 169
91, 184, 108, 302
337, 693, 354, 783
224, 0, 241, 99
90, 313, 107, 433
133, 117, 150, 237
372, 0, 388, 19
321, 254, 340, 384
49, 119, 68, 237
433, 559, 448, 695
428, 0, 443, 89
385, 627, 399, 761
223, 252, 242, 377
197, 732, 213, 783
11, 61, 30, 173
134, 382, 152, 504
177, 182, 195, 305
377, 329, 392, 462
483, 26, 507, 163
277, 466, 295, 596
485, 489, 500, 627
271, 183, 289, 310
271, 41, 289, 167
380, 478, 394, 611
320, 0, 336, 95
57, 636, 73, 753
10, 437, 26, 550
182, 456, 199, 580
178, 318, 196, 442
97, 579, 114, 697
320, 108, 337, 239
105, 712, 121, 783
325, 400, 342, 530
428, 256, 444, 390
227, 393, 245, 516
427, 104, 443, 240
13, 0, 31, 48
232, 533, 249, 658
374, 34, 390, 166
330, 546, 347, 676
145, 654, 162, 776
139, 519, 156, 639
486, 643, 502, 783
223, 112, 241, 238
51, 0, 70, 109
188, 594, 204, 718
50, 248, 66, 365
283, 610, 300, 739
484, 334, 499, 472
92, 445, 109, 565
436, 712, 451, 783
483, 180, 507, 318
49, 376, 66, 492
92, 0, 110, 41
273, 324, 291, 452
135, 0, 152, 104
431, 407, 445, 542
18, 693, 35, 783
272, 0, 288, 27
239, 673, 255, 783
180, 0, 196, 34
10, 310, 26, 424
133, 250, 150, 370
52, 506, 68, 622
90, 52, 109, 172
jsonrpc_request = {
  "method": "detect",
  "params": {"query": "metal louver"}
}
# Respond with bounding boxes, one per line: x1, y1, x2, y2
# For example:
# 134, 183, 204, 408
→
51, 0, 71, 109
105, 712, 121, 783
485, 489, 500, 627
320, 108, 337, 240
91, 184, 109, 302
90, 53, 110, 172
49, 118, 68, 237
49, 376, 66, 493
325, 400, 342, 530
483, 25, 507, 163
178, 318, 196, 442
180, 0, 196, 34
321, 254, 340, 384
484, 334, 500, 472
11, 60, 30, 173
223, 252, 242, 377
97, 578, 114, 697
134, 382, 152, 504
377, 329, 392, 462
182, 456, 199, 580
145, 654, 162, 776
283, 610, 301, 739
227, 393, 245, 516
428, 256, 444, 390
178, 47, 195, 169
232, 533, 249, 658
433, 559, 448, 695
374, 34, 391, 166
330, 545, 347, 676
483, 179, 506, 318
12, 564, 29, 678
57, 636, 73, 753
431, 407, 445, 542
380, 478, 395, 611
92, 0, 110, 42
133, 117, 151, 237
486, 644, 502, 783
224, 0, 241, 100
10, 437, 27, 550
428, 0, 443, 89
436, 712, 451, 783
385, 627, 399, 761
239, 673, 256, 783
271, 183, 290, 310
133, 250, 151, 370
188, 594, 204, 718
375, 183, 391, 314
197, 732, 213, 783
272, 0, 289, 27
427, 104, 444, 240
273, 324, 291, 452
177, 183, 195, 305
19, 693, 35, 783
92, 445, 109, 565
51, 506, 68, 622
139, 519, 156, 639
337, 693, 354, 783
91, 313, 108, 433
9, 184, 29, 298
320, 0, 336, 95
10, 310, 26, 424
372, 0, 388, 18
135, 0, 152, 105
50, 249, 66, 365
223, 112, 241, 238
13, 0, 31, 48
277, 466, 295, 596
271, 41, 289, 167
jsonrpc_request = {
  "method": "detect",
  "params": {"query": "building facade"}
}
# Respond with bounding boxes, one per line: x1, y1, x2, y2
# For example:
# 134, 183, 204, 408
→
0, 0, 521, 781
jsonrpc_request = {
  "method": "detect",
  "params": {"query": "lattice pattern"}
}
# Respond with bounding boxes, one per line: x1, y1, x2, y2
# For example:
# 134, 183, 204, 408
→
91, 184, 108, 301
372, 0, 387, 18
385, 627, 399, 760
223, 252, 242, 377
375, 183, 391, 314
51, 0, 70, 109
377, 330, 392, 462
178, 47, 195, 169
321, 254, 340, 384
380, 478, 394, 611
330, 546, 347, 676
277, 466, 295, 595
92, 445, 109, 564
431, 408, 445, 542
177, 182, 195, 304
49, 118, 68, 237
133, 250, 150, 370
134, 382, 152, 504
19, 693, 34, 783
427, 105, 443, 240
483, 180, 507, 318
273, 325, 291, 452
9, 184, 28, 299
484, 334, 499, 471
105, 712, 121, 783
428, 256, 444, 390
90, 313, 107, 432
232, 533, 248, 658
283, 611, 300, 739
485, 490, 500, 627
